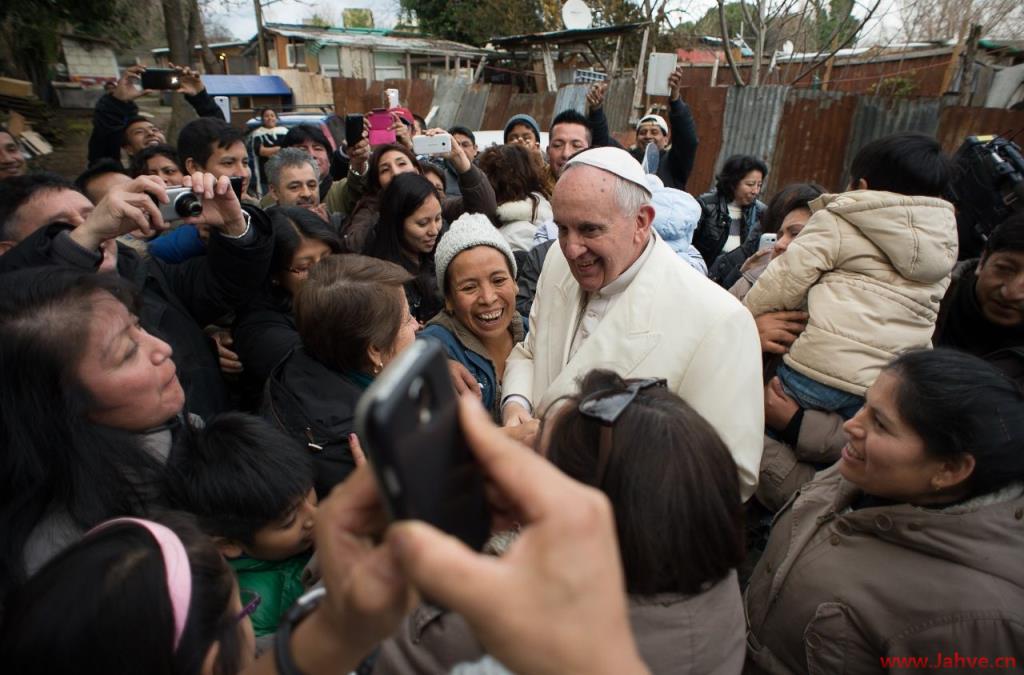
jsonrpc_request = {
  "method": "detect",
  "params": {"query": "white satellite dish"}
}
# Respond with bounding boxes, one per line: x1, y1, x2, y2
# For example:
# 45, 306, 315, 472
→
781, 40, 794, 55
562, 0, 593, 30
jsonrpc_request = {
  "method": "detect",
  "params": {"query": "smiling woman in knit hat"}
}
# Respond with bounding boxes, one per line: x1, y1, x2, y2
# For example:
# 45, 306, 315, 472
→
419, 213, 525, 420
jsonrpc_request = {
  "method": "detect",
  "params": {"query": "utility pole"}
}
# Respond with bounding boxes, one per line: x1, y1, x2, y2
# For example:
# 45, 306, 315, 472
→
958, 24, 982, 107
254, 0, 268, 68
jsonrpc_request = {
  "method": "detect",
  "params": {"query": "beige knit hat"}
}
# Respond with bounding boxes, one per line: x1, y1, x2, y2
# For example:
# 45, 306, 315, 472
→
434, 213, 518, 292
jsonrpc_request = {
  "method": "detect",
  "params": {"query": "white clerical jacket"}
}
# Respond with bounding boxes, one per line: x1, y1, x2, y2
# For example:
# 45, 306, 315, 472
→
503, 236, 764, 501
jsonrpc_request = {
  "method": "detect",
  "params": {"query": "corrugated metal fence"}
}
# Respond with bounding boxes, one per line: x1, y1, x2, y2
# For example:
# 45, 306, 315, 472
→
331, 76, 1024, 195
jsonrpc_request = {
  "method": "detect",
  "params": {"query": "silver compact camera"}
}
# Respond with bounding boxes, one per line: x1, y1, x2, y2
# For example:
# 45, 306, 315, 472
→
154, 187, 203, 222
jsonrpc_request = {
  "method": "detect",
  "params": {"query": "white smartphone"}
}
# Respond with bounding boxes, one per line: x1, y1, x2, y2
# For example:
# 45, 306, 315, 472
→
758, 233, 778, 252
413, 133, 452, 156
646, 53, 678, 96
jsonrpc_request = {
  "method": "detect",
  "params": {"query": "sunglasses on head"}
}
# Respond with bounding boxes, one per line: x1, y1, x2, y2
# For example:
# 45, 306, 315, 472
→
577, 378, 666, 487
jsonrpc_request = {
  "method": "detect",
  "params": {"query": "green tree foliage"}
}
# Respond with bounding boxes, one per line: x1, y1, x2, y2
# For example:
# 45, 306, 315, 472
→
813, 0, 860, 50
305, 12, 333, 28
0, 0, 149, 99
399, 0, 545, 45
343, 8, 375, 29
400, 0, 644, 45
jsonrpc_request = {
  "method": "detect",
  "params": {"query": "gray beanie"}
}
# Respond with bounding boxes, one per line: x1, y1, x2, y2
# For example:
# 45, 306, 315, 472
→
503, 113, 541, 143
434, 213, 518, 293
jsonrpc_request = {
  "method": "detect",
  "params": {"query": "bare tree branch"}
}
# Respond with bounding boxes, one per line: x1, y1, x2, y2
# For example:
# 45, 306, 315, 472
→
718, 0, 747, 86
788, 0, 882, 85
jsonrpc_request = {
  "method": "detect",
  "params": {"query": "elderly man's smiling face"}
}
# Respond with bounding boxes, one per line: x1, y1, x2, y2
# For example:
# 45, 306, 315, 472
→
552, 164, 653, 293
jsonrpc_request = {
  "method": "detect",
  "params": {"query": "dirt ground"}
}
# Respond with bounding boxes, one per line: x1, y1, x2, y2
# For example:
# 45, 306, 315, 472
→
28, 100, 173, 179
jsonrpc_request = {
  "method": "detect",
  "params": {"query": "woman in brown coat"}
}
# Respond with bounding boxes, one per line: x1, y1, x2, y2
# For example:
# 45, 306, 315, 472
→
746, 349, 1024, 674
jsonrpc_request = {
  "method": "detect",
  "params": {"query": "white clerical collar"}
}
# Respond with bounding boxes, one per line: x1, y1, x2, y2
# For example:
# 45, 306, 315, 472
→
593, 232, 656, 299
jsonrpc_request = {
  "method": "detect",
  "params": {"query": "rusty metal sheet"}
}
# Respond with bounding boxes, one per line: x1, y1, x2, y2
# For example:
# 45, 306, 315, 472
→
331, 77, 367, 117
503, 91, 559, 131
679, 85, 728, 194
936, 106, 1024, 154
553, 83, 589, 117
841, 95, 941, 187
715, 85, 789, 182
381, 78, 435, 118
604, 76, 637, 137
480, 84, 518, 131
430, 75, 471, 129
770, 89, 858, 193
453, 83, 491, 131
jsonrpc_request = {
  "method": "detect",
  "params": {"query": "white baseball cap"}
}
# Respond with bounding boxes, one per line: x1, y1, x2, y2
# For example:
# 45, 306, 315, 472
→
637, 114, 669, 135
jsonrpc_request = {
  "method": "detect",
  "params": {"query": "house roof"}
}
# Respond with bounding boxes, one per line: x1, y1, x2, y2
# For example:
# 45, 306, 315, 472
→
488, 22, 649, 48
201, 75, 292, 97
979, 39, 1024, 56
151, 41, 249, 55
260, 23, 494, 58
677, 48, 724, 64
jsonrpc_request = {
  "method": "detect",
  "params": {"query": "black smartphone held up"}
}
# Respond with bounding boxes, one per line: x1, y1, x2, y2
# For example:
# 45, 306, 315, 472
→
345, 113, 364, 149
228, 175, 244, 200
355, 340, 491, 551
140, 68, 181, 91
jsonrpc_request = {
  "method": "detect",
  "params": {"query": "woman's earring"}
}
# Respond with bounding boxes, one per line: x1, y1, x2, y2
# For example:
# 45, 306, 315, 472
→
373, 361, 383, 375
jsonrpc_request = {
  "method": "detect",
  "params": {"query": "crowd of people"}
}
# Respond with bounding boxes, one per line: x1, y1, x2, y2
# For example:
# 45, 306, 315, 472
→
0, 61, 1022, 675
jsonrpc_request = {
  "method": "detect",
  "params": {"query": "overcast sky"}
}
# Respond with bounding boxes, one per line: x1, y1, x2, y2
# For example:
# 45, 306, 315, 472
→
209, 0, 907, 47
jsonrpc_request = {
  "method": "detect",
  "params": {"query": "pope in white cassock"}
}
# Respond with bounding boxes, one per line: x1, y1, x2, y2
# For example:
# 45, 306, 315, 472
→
501, 147, 765, 501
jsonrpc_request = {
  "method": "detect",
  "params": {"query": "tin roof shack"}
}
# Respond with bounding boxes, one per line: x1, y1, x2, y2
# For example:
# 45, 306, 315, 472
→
199, 75, 294, 125
255, 23, 494, 81
51, 34, 120, 109
151, 42, 255, 75
489, 22, 649, 94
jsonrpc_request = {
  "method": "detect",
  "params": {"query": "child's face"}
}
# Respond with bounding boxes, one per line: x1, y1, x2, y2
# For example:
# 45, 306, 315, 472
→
245, 488, 318, 561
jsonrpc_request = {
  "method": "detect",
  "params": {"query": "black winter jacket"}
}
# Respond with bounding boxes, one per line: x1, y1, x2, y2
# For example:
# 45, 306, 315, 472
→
0, 208, 274, 418
589, 98, 698, 191
261, 346, 364, 497
516, 239, 555, 318
232, 290, 299, 407
692, 189, 765, 277
87, 89, 224, 166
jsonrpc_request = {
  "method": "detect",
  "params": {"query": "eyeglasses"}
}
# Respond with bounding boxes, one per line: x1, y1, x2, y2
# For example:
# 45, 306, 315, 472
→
237, 589, 262, 622
577, 378, 666, 488
288, 255, 328, 277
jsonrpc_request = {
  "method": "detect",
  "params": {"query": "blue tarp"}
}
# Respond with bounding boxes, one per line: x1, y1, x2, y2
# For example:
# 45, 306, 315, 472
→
201, 75, 292, 97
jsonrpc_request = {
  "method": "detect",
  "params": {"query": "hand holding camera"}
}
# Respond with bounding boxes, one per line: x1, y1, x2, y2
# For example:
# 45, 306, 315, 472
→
181, 172, 247, 237
71, 175, 170, 252
112, 65, 148, 103
422, 128, 470, 173
166, 62, 205, 96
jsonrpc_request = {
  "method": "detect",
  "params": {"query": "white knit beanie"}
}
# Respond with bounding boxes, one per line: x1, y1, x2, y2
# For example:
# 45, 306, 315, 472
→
434, 213, 518, 292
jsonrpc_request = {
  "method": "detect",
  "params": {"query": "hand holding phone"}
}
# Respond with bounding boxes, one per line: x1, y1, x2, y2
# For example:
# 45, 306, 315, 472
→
412, 133, 452, 156
140, 68, 181, 91
355, 341, 491, 550
368, 109, 397, 146
345, 114, 366, 149
758, 233, 778, 252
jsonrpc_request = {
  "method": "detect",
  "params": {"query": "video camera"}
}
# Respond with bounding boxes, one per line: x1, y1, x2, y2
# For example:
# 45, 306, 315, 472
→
948, 134, 1024, 259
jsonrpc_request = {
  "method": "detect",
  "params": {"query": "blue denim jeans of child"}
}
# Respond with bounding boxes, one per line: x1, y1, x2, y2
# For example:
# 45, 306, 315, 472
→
776, 363, 864, 420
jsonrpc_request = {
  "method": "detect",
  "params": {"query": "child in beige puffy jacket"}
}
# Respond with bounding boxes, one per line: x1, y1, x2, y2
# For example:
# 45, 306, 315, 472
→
744, 133, 959, 419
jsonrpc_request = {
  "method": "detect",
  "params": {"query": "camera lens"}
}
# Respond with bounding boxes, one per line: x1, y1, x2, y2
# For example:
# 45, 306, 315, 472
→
173, 193, 203, 218
409, 377, 433, 424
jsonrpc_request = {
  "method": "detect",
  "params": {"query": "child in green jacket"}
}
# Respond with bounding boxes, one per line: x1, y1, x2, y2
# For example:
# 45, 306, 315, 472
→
164, 413, 318, 636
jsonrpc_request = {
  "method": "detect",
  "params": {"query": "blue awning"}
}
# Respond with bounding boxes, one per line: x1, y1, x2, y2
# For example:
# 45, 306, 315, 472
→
201, 75, 292, 97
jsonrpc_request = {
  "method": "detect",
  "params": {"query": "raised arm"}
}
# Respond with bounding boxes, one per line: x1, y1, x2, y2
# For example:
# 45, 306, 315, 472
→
743, 210, 840, 317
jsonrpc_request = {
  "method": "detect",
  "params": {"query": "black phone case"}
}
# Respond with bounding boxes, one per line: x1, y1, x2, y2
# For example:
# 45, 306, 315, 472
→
141, 69, 177, 90
345, 114, 364, 148
355, 341, 490, 551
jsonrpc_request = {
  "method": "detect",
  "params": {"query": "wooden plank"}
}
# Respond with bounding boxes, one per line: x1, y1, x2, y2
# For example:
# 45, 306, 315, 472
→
0, 77, 34, 99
